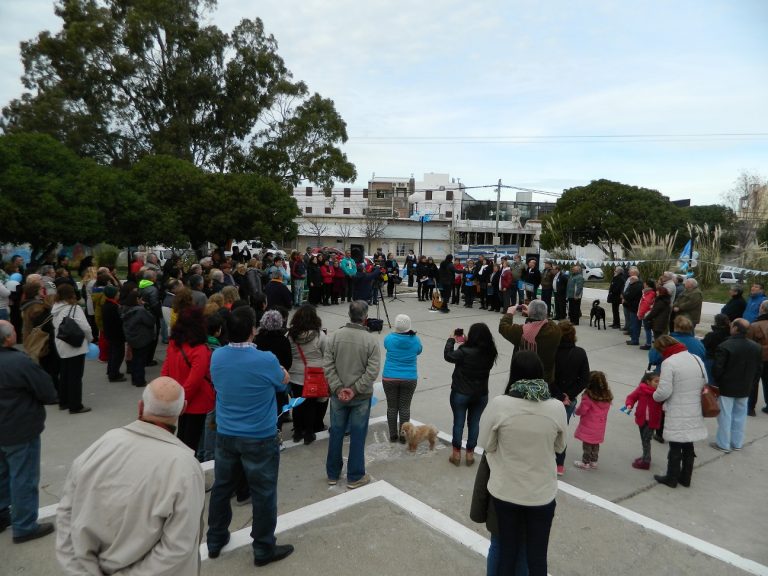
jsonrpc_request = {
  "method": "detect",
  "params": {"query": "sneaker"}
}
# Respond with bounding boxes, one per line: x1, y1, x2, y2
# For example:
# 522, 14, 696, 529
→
327, 477, 338, 486
731, 446, 742, 452
632, 458, 650, 470
254, 544, 295, 566
556, 465, 565, 476
574, 460, 593, 470
709, 442, 731, 454
346, 474, 371, 489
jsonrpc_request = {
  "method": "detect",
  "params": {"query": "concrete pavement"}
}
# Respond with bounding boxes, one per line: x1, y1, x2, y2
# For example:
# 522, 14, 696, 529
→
2, 285, 767, 575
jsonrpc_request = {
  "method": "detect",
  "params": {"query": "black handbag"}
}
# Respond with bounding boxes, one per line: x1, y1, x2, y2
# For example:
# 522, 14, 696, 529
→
57, 305, 86, 347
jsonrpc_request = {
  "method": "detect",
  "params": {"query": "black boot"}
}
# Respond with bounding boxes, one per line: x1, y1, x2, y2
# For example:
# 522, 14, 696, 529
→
679, 448, 695, 487
654, 443, 682, 488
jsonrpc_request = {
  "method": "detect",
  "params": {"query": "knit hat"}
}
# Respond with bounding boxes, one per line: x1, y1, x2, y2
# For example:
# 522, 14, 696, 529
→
394, 314, 411, 333
104, 285, 118, 299
260, 309, 284, 332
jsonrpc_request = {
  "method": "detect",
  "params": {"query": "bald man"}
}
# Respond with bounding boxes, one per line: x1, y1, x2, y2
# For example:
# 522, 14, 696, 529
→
710, 319, 762, 453
56, 377, 205, 575
0, 320, 58, 543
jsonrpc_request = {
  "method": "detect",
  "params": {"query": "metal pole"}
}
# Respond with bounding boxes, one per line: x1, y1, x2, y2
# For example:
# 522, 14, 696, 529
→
495, 178, 501, 247
419, 216, 424, 257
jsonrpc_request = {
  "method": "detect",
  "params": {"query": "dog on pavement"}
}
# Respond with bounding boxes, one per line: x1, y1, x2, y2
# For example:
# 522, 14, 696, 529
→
589, 299, 607, 330
400, 422, 438, 452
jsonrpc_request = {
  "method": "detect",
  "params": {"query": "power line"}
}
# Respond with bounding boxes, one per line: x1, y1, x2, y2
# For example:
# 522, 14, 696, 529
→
350, 132, 768, 140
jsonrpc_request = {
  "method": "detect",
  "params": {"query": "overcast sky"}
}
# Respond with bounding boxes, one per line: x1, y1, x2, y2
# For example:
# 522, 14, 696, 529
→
1, 0, 766, 204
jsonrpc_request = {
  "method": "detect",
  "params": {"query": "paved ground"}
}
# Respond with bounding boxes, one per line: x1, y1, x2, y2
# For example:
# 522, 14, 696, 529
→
2, 286, 767, 575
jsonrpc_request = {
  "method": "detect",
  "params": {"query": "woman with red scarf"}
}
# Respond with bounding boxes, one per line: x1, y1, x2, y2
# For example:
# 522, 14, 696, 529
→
320, 258, 334, 306
651, 335, 708, 488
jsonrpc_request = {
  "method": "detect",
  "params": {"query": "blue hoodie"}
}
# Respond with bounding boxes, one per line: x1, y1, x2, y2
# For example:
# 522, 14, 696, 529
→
744, 292, 766, 323
383, 332, 423, 380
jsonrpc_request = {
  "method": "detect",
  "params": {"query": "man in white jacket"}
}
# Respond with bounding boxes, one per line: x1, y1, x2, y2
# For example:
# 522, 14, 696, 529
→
56, 377, 205, 575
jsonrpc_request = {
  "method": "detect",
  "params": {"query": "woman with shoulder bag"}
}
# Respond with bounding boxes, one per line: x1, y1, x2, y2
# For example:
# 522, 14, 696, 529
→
288, 305, 328, 444
51, 284, 93, 414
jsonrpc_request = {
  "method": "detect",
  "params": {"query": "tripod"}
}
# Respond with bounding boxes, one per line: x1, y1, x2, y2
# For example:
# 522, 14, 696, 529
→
376, 283, 392, 328
389, 275, 405, 303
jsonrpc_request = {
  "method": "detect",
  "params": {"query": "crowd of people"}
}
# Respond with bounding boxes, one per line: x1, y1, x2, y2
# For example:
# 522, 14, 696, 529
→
1, 247, 767, 576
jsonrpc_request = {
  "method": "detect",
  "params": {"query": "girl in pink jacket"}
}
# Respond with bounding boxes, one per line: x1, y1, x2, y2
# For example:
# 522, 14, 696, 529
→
574, 371, 613, 470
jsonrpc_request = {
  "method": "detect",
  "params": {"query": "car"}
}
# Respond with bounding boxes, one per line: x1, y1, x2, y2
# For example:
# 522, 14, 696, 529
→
719, 270, 743, 285
583, 266, 604, 281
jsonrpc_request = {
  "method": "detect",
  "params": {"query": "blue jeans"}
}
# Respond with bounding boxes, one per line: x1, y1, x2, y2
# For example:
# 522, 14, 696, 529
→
642, 318, 653, 346
449, 391, 488, 451
555, 400, 577, 466
292, 279, 304, 307
326, 396, 371, 482
488, 533, 529, 576
207, 433, 280, 560
0, 309, 9, 321
0, 437, 42, 537
493, 497, 556, 576
628, 314, 641, 344
716, 396, 748, 450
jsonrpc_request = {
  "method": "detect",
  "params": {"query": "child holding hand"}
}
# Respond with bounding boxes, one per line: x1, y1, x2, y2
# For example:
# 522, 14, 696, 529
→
624, 371, 664, 470
574, 371, 613, 470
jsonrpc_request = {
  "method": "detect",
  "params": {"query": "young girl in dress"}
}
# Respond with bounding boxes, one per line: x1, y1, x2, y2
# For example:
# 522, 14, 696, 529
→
574, 371, 613, 470
624, 371, 663, 470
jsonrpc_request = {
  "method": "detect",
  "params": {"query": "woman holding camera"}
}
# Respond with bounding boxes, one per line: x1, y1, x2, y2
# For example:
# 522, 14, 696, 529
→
444, 323, 498, 466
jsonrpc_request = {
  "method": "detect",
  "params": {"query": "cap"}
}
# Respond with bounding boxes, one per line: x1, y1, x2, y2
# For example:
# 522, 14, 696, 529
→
394, 314, 411, 333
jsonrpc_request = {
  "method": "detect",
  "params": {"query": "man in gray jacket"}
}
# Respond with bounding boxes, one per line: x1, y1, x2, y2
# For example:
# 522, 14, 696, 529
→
324, 301, 381, 489
710, 319, 762, 453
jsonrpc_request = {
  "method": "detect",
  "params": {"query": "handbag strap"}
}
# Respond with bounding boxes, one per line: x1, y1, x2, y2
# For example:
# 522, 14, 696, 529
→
296, 342, 308, 368
178, 343, 212, 384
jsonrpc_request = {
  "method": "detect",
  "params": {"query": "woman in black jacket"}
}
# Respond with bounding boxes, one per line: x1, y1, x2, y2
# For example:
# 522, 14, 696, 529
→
644, 286, 672, 341
608, 267, 626, 328
551, 320, 590, 475
721, 286, 746, 322
415, 256, 429, 301
306, 255, 323, 305
444, 323, 498, 467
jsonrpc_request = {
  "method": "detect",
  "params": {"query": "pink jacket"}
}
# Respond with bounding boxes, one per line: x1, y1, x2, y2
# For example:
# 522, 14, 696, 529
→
574, 395, 610, 444
625, 382, 663, 429
637, 289, 656, 320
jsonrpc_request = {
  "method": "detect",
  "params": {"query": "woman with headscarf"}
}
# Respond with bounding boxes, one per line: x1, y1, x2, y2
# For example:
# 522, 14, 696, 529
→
651, 335, 708, 488
478, 351, 567, 576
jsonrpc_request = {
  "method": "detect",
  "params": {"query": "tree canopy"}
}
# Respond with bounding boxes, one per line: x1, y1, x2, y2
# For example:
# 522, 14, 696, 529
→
0, 133, 299, 262
2, 0, 356, 189
540, 179, 681, 259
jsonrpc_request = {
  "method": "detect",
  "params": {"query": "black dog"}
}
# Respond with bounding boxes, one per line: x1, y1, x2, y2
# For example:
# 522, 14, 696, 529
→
589, 300, 607, 330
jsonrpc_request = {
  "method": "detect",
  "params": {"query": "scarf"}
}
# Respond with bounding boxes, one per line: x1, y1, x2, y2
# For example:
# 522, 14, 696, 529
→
521, 319, 547, 352
661, 342, 687, 359
508, 379, 551, 401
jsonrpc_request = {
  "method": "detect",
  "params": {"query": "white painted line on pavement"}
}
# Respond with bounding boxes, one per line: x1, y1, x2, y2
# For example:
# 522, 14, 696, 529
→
200, 480, 491, 562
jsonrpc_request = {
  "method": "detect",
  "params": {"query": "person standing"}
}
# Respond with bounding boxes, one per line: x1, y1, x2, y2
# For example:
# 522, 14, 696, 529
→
121, 290, 156, 388
383, 314, 423, 442
721, 285, 747, 322
340, 250, 357, 302
710, 319, 762, 452
743, 283, 766, 323
452, 257, 464, 305
566, 265, 584, 324
652, 336, 708, 488
384, 253, 399, 298
438, 254, 456, 313
290, 251, 306, 308
540, 261, 555, 317
206, 306, 294, 566
51, 284, 93, 414
671, 278, 703, 330
0, 320, 57, 544
523, 258, 541, 303
405, 249, 416, 288
553, 265, 568, 321
608, 266, 626, 329
477, 256, 492, 310
56, 377, 205, 574
101, 285, 126, 382
746, 300, 768, 415
445, 323, 497, 466
500, 300, 562, 387
510, 254, 524, 306
324, 301, 381, 489
623, 276, 643, 346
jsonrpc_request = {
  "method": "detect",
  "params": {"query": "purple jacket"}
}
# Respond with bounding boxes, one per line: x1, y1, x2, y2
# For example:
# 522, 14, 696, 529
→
574, 395, 611, 444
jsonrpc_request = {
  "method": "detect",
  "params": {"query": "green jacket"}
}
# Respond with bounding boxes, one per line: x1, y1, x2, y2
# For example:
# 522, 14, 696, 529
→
498, 315, 562, 385
675, 288, 703, 325
323, 323, 380, 397
566, 273, 584, 299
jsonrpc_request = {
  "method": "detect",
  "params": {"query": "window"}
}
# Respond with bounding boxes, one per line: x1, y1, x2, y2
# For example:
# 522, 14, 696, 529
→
425, 190, 433, 200
445, 210, 453, 218
363, 189, 368, 198
324, 207, 331, 214
396, 242, 413, 257
305, 186, 313, 196
343, 207, 350, 215
344, 188, 351, 198
376, 190, 385, 199
305, 206, 312, 214
446, 190, 454, 200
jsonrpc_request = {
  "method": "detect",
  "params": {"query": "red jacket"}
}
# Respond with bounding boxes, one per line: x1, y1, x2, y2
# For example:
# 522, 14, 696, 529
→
320, 264, 334, 284
625, 382, 663, 429
161, 341, 214, 414
500, 267, 513, 291
637, 289, 656, 320
453, 263, 464, 285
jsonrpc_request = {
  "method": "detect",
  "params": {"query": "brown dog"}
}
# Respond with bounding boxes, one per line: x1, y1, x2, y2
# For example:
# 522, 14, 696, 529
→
400, 422, 438, 452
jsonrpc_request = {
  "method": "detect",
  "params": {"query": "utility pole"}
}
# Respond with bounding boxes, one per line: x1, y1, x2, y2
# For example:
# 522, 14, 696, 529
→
494, 179, 501, 248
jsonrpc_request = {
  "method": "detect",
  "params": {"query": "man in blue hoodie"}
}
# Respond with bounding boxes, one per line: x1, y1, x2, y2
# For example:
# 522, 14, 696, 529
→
743, 283, 766, 323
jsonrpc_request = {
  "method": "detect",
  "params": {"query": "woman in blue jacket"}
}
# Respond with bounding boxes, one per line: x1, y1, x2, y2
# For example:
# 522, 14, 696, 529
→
383, 314, 423, 442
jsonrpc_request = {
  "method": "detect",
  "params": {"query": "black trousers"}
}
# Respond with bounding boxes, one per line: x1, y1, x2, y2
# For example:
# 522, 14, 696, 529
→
59, 354, 85, 411
554, 294, 567, 320
568, 298, 582, 324
479, 283, 488, 307
177, 412, 207, 452
611, 300, 622, 327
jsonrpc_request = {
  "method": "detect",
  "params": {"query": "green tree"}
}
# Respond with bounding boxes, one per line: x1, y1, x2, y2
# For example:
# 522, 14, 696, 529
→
3, 0, 356, 189
0, 133, 107, 263
540, 179, 680, 259
679, 204, 737, 250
